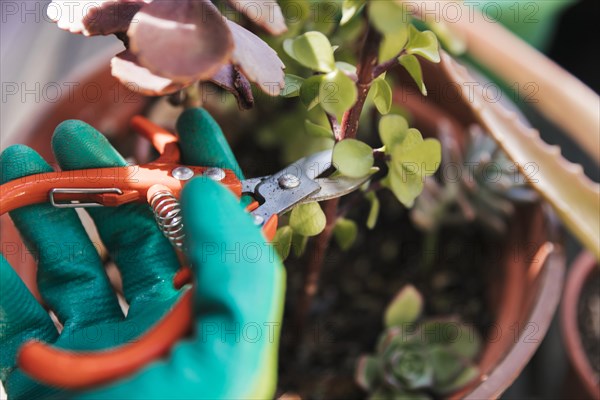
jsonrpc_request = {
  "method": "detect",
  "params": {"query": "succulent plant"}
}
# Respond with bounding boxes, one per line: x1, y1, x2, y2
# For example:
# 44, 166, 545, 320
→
356, 285, 481, 399
48, 0, 287, 102
410, 125, 539, 235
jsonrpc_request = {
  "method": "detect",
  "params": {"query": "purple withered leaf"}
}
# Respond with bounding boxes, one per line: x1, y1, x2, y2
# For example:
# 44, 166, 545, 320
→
47, 0, 148, 36
210, 65, 255, 109
128, 0, 233, 83
83, 0, 149, 35
227, 20, 285, 96
111, 50, 191, 96
225, 0, 287, 35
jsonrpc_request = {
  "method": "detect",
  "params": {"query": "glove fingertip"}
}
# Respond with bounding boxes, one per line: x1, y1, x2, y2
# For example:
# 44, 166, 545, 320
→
0, 145, 52, 184
52, 120, 127, 170
176, 108, 244, 179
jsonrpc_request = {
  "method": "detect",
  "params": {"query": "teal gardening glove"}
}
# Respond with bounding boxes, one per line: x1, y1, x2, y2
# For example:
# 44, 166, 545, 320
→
0, 108, 285, 399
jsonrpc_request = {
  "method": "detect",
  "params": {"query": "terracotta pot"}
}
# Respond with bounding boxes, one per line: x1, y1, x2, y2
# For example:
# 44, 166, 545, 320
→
392, 60, 566, 399
1, 60, 566, 399
562, 251, 600, 399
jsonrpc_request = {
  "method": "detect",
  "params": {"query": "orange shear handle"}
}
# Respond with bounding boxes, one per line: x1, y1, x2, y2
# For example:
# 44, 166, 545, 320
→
2, 117, 277, 390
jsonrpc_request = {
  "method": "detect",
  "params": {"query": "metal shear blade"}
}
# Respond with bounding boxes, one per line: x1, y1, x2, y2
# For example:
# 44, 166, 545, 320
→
241, 150, 375, 223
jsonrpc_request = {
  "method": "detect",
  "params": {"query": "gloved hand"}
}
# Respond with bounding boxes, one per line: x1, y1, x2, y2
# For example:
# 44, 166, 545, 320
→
0, 108, 285, 399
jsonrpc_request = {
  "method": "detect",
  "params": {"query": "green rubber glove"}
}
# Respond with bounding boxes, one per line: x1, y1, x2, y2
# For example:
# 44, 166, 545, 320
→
0, 108, 285, 399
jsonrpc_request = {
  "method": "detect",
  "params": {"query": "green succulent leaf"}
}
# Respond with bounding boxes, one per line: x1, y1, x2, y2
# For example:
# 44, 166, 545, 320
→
406, 26, 441, 63
435, 365, 479, 395
427, 21, 466, 56
300, 75, 326, 110
366, 191, 380, 230
399, 54, 427, 96
281, 74, 305, 98
369, 1, 406, 35
388, 134, 441, 207
333, 218, 358, 250
379, 24, 410, 61
388, 167, 424, 208
429, 345, 466, 387
320, 69, 358, 119
284, 31, 336, 73
291, 232, 309, 257
335, 61, 358, 75
341, 0, 366, 25
372, 78, 393, 115
272, 226, 293, 260
289, 202, 326, 237
356, 355, 380, 390
333, 139, 374, 178
379, 114, 410, 148
384, 284, 424, 328
305, 120, 334, 139
391, 343, 435, 390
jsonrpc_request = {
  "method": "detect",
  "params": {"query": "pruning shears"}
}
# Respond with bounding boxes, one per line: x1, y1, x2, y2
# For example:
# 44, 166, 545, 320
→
0, 116, 370, 389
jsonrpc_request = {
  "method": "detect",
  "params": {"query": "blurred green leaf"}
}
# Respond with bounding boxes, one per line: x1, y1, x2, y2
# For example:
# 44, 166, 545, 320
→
285, 31, 336, 73
281, 74, 304, 98
300, 75, 326, 110
429, 346, 465, 387
392, 136, 442, 176
435, 365, 479, 395
333, 139, 374, 178
399, 54, 427, 96
291, 232, 309, 257
379, 114, 410, 148
305, 120, 334, 138
320, 69, 358, 119
384, 284, 424, 328
388, 133, 441, 207
356, 355, 380, 390
335, 61, 357, 75
406, 26, 441, 63
369, 1, 406, 35
427, 21, 466, 56
372, 78, 393, 115
290, 202, 326, 237
272, 226, 293, 260
379, 24, 409, 61
388, 167, 424, 208
341, 0, 366, 25
334, 218, 358, 250
366, 191, 380, 230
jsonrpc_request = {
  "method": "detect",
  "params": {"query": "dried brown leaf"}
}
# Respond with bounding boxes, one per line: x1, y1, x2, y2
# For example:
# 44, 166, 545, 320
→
210, 65, 255, 109
225, 0, 287, 35
111, 50, 190, 96
128, 0, 233, 83
227, 20, 285, 96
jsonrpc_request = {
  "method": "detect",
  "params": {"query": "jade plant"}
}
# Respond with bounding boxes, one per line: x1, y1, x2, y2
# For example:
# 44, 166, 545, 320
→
42, 0, 600, 397
356, 285, 481, 399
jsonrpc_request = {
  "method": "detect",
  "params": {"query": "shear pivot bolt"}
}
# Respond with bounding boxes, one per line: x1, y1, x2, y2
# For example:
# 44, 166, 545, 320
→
253, 215, 265, 226
278, 174, 300, 189
203, 168, 226, 182
172, 167, 194, 181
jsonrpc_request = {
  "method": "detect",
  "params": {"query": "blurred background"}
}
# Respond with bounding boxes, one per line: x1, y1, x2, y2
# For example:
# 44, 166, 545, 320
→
1, 0, 598, 399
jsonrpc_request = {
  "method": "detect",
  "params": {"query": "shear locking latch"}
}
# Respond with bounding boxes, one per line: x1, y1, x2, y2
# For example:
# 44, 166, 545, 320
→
49, 188, 124, 208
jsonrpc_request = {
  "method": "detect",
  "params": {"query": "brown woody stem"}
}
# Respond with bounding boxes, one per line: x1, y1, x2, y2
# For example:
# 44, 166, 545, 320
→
294, 24, 382, 335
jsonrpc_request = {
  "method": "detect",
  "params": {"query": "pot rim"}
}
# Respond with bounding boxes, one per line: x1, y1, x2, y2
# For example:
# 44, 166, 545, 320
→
561, 250, 600, 398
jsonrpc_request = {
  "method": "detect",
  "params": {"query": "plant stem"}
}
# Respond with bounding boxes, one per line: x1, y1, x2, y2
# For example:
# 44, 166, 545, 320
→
294, 24, 383, 335
294, 197, 339, 331
340, 26, 381, 139
326, 113, 342, 142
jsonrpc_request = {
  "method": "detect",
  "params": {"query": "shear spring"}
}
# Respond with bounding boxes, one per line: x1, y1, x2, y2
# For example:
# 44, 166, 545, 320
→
149, 190, 185, 250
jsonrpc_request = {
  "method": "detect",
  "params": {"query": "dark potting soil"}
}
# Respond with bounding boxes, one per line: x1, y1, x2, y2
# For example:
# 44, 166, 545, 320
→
577, 269, 600, 375
275, 190, 498, 399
